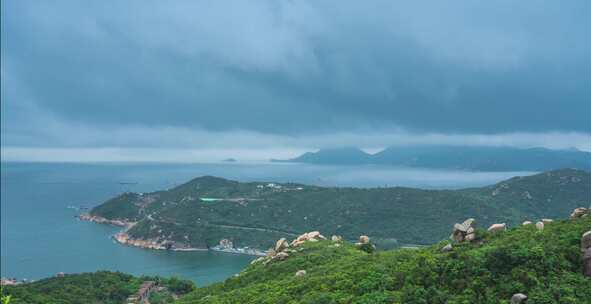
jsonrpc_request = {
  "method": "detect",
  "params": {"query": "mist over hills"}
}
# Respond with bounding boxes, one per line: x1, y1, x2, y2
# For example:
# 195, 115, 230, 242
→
274, 146, 591, 171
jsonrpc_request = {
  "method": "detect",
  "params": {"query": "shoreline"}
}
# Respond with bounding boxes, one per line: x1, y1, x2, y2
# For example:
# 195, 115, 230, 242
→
79, 214, 266, 256
77, 214, 135, 228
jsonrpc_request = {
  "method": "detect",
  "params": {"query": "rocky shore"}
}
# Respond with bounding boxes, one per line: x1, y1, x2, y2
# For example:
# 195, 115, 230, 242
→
77, 214, 134, 227
80, 215, 267, 255
78, 214, 191, 251
112, 233, 267, 255
113, 232, 206, 251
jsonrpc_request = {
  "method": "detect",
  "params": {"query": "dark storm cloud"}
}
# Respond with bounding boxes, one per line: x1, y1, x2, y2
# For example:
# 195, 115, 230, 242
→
2, 0, 591, 149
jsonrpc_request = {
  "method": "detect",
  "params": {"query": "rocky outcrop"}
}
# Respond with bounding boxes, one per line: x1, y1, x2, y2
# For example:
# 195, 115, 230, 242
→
295, 270, 307, 277
487, 223, 506, 233
266, 248, 277, 257
275, 238, 289, 252
441, 244, 453, 252
262, 233, 316, 265
290, 231, 326, 247
331, 235, 343, 242
511, 293, 528, 304
263, 249, 288, 265
355, 235, 376, 253
571, 207, 589, 219
275, 252, 289, 261
451, 218, 476, 242
358, 235, 370, 244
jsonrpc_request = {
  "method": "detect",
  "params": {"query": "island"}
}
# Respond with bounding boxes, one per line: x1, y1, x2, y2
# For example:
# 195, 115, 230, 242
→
273, 146, 591, 171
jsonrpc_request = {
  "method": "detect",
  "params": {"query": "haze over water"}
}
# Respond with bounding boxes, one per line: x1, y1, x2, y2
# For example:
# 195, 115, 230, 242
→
0, 162, 533, 285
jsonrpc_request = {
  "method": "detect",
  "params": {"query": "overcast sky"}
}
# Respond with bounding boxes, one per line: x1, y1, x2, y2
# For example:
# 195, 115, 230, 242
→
2, 1, 591, 161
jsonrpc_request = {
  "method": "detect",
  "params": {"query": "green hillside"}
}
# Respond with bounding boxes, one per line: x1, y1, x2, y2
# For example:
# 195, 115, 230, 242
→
178, 216, 591, 304
1, 271, 194, 304
89, 169, 591, 250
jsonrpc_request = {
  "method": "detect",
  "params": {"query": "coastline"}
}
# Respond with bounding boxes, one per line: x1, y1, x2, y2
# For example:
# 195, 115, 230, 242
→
78, 214, 266, 256
77, 214, 135, 228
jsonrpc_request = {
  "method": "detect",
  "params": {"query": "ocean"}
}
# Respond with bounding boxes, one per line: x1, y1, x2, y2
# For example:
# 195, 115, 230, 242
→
0, 162, 533, 285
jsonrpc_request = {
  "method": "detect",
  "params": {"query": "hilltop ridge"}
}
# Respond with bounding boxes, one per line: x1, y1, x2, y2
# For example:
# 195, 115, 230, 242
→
86, 169, 591, 252
275, 146, 591, 171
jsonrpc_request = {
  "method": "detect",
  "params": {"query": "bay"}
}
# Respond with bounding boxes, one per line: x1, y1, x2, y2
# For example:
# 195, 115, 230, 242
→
0, 162, 533, 285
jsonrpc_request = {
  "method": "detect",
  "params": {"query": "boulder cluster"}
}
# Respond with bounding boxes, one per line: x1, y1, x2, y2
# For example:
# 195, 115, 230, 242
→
487, 223, 506, 234
252, 231, 339, 266
461, 207, 588, 240
290, 231, 327, 247
451, 219, 509, 243
450, 218, 476, 242
522, 219, 551, 231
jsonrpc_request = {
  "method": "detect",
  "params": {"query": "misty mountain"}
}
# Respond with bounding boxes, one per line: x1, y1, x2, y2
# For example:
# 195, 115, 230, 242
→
276, 146, 591, 171
272, 147, 373, 165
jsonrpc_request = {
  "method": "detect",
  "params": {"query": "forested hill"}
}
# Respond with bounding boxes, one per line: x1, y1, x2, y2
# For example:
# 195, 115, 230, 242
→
178, 216, 591, 303
1, 271, 195, 304
90, 169, 591, 250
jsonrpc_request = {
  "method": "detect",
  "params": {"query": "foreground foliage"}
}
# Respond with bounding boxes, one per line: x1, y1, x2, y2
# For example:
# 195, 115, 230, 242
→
2, 271, 194, 304
179, 217, 591, 304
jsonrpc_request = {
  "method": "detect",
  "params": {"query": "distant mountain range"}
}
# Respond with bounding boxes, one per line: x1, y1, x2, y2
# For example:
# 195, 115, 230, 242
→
273, 146, 591, 171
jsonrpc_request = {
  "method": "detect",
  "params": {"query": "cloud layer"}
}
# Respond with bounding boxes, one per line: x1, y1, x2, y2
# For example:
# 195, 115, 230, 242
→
2, 0, 591, 160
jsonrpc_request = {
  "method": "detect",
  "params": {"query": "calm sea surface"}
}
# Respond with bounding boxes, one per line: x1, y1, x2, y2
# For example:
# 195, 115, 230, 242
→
0, 162, 534, 285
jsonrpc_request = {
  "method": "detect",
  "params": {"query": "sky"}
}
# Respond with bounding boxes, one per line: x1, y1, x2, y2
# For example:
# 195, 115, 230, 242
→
2, 1, 591, 162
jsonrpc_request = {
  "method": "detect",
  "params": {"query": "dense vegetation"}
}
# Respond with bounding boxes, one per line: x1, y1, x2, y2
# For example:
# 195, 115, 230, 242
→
90, 169, 591, 250
1, 271, 194, 304
276, 146, 591, 171
179, 216, 591, 304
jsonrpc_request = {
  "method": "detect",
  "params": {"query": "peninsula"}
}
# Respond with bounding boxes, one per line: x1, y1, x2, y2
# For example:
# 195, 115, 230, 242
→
82, 168, 591, 254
